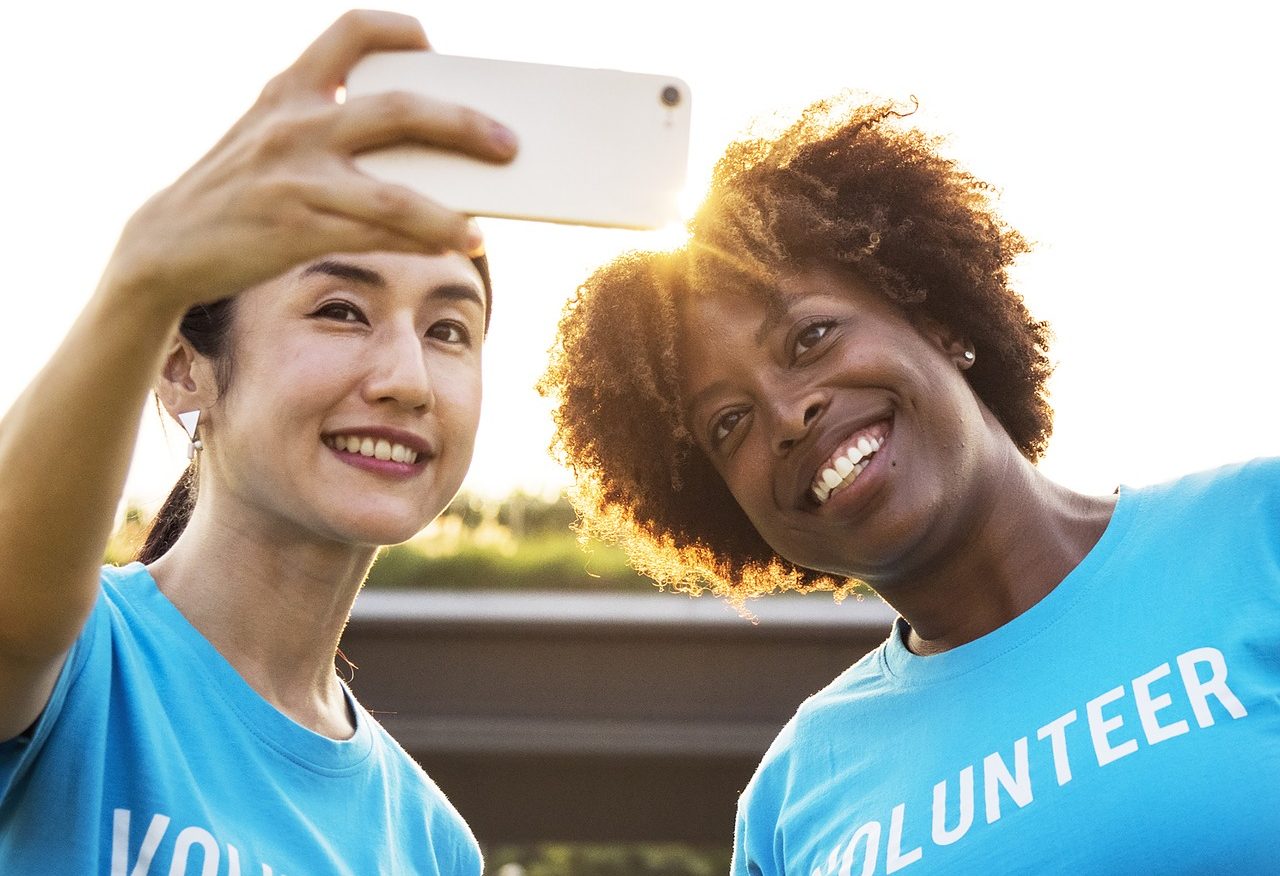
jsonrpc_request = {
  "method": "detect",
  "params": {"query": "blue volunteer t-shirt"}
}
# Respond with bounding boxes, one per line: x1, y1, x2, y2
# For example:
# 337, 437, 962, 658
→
733, 460, 1280, 875
0, 562, 481, 875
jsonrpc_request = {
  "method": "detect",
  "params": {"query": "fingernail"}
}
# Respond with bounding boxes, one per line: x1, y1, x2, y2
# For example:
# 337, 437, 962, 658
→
489, 121, 518, 155
464, 219, 485, 257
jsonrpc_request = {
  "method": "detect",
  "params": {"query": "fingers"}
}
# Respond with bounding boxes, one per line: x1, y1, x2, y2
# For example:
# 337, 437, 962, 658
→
282, 10, 429, 94
333, 92, 518, 163
304, 171, 481, 254
119, 10, 503, 308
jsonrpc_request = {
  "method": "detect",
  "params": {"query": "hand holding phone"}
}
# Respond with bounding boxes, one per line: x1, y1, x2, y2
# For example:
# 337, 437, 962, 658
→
345, 52, 693, 229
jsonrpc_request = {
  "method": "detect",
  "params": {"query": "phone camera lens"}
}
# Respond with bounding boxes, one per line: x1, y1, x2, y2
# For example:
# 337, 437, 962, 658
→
660, 85, 681, 107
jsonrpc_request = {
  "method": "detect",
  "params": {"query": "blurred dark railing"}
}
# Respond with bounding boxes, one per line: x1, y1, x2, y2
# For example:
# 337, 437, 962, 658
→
341, 590, 896, 844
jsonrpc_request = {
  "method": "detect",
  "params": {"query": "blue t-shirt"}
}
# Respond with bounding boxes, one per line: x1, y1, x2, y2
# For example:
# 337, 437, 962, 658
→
0, 563, 481, 875
733, 460, 1280, 875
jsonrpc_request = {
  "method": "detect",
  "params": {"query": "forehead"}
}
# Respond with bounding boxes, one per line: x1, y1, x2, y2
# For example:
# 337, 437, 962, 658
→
673, 265, 916, 388
675, 265, 886, 341
303, 251, 484, 295
242, 251, 485, 313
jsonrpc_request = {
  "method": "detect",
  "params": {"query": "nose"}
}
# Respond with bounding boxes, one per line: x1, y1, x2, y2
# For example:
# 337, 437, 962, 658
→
363, 322, 435, 411
772, 392, 827, 455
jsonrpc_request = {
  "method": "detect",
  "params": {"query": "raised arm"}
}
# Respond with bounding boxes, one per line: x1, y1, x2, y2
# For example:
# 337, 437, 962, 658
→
0, 10, 516, 740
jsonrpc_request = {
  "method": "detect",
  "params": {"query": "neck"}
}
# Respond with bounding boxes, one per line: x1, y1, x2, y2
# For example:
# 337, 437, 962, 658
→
146, 500, 377, 739
871, 448, 1116, 656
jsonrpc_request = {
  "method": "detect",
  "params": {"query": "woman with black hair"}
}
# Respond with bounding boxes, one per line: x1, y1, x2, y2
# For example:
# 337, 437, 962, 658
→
0, 11, 515, 873
542, 100, 1280, 873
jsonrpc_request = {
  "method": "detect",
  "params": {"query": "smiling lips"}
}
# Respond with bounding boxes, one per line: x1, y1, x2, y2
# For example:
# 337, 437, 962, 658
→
324, 434, 423, 465
810, 421, 890, 505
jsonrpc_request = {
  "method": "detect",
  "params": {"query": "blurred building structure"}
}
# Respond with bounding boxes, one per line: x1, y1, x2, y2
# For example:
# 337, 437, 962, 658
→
341, 591, 896, 843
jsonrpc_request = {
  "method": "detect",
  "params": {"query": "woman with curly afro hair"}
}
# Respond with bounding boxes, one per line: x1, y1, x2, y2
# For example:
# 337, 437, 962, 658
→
542, 97, 1280, 873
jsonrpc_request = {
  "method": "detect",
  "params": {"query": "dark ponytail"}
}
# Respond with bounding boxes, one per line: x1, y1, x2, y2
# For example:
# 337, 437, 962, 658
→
135, 298, 237, 563
136, 463, 197, 563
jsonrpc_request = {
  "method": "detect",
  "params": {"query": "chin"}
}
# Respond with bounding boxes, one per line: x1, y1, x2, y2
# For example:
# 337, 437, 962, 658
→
317, 502, 443, 548
334, 521, 426, 549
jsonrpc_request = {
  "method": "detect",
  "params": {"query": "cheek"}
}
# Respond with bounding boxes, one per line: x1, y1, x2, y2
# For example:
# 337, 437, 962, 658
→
436, 361, 483, 436
248, 337, 357, 400
721, 453, 780, 531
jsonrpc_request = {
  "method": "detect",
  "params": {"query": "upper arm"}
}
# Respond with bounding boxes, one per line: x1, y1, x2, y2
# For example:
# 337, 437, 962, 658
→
0, 571, 102, 743
732, 791, 780, 876
0, 653, 69, 742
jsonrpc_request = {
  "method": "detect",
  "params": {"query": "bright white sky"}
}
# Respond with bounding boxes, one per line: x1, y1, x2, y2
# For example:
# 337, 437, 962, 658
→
2, 0, 1277, 514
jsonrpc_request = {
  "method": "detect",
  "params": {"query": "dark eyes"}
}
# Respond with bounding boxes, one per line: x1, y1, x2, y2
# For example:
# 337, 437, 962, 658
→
312, 301, 471, 346
313, 301, 367, 323
792, 319, 835, 359
426, 321, 471, 346
711, 409, 747, 447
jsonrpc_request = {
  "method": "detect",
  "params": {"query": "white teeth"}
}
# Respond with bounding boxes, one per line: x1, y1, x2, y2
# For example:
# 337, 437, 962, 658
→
328, 434, 421, 464
812, 433, 886, 506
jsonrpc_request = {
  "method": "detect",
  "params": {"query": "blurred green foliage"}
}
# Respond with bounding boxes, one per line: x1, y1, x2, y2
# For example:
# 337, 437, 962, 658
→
109, 491, 657, 592
365, 534, 653, 592
368, 489, 655, 591
104, 505, 147, 567
486, 843, 732, 876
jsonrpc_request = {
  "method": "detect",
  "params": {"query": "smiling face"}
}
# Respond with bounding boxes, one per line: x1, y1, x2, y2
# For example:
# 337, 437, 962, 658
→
194, 251, 485, 548
678, 264, 1004, 585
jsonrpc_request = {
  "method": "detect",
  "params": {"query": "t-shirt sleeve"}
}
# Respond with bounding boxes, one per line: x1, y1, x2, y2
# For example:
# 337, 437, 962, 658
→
422, 791, 483, 876
1191, 458, 1280, 584
0, 587, 109, 799
732, 752, 791, 876
732, 798, 771, 876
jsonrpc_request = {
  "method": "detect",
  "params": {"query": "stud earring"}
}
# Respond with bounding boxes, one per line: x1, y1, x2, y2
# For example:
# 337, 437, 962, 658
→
961, 349, 976, 365
178, 410, 204, 460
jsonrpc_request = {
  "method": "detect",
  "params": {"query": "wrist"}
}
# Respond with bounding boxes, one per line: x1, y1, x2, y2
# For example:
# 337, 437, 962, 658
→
90, 260, 189, 343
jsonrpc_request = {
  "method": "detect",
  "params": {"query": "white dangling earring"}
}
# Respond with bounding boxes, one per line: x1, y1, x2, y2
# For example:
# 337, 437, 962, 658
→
178, 410, 204, 460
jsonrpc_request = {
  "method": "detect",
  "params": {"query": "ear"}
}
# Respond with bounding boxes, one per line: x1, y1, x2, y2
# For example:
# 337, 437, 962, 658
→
914, 315, 976, 370
155, 334, 220, 422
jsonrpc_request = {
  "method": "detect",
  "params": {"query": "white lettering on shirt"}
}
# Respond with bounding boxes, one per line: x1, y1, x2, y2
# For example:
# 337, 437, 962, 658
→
112, 809, 170, 876
838, 820, 880, 876
983, 736, 1033, 823
109, 809, 285, 876
804, 645, 1249, 876
1035, 710, 1078, 786
1178, 647, 1249, 726
885, 803, 923, 872
930, 765, 974, 846
1132, 663, 1191, 744
1087, 684, 1139, 766
169, 826, 219, 876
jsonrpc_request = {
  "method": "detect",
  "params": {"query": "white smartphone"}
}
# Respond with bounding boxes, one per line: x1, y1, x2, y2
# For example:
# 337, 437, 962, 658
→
345, 52, 692, 230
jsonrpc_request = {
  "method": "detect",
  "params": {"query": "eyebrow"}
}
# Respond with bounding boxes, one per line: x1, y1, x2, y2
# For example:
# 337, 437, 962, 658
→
753, 290, 802, 346
686, 379, 731, 426
431, 283, 486, 312
300, 259, 485, 312
301, 259, 386, 287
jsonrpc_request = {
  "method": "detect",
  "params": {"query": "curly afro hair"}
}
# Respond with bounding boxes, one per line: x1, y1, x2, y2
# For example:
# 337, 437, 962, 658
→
539, 97, 1052, 603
